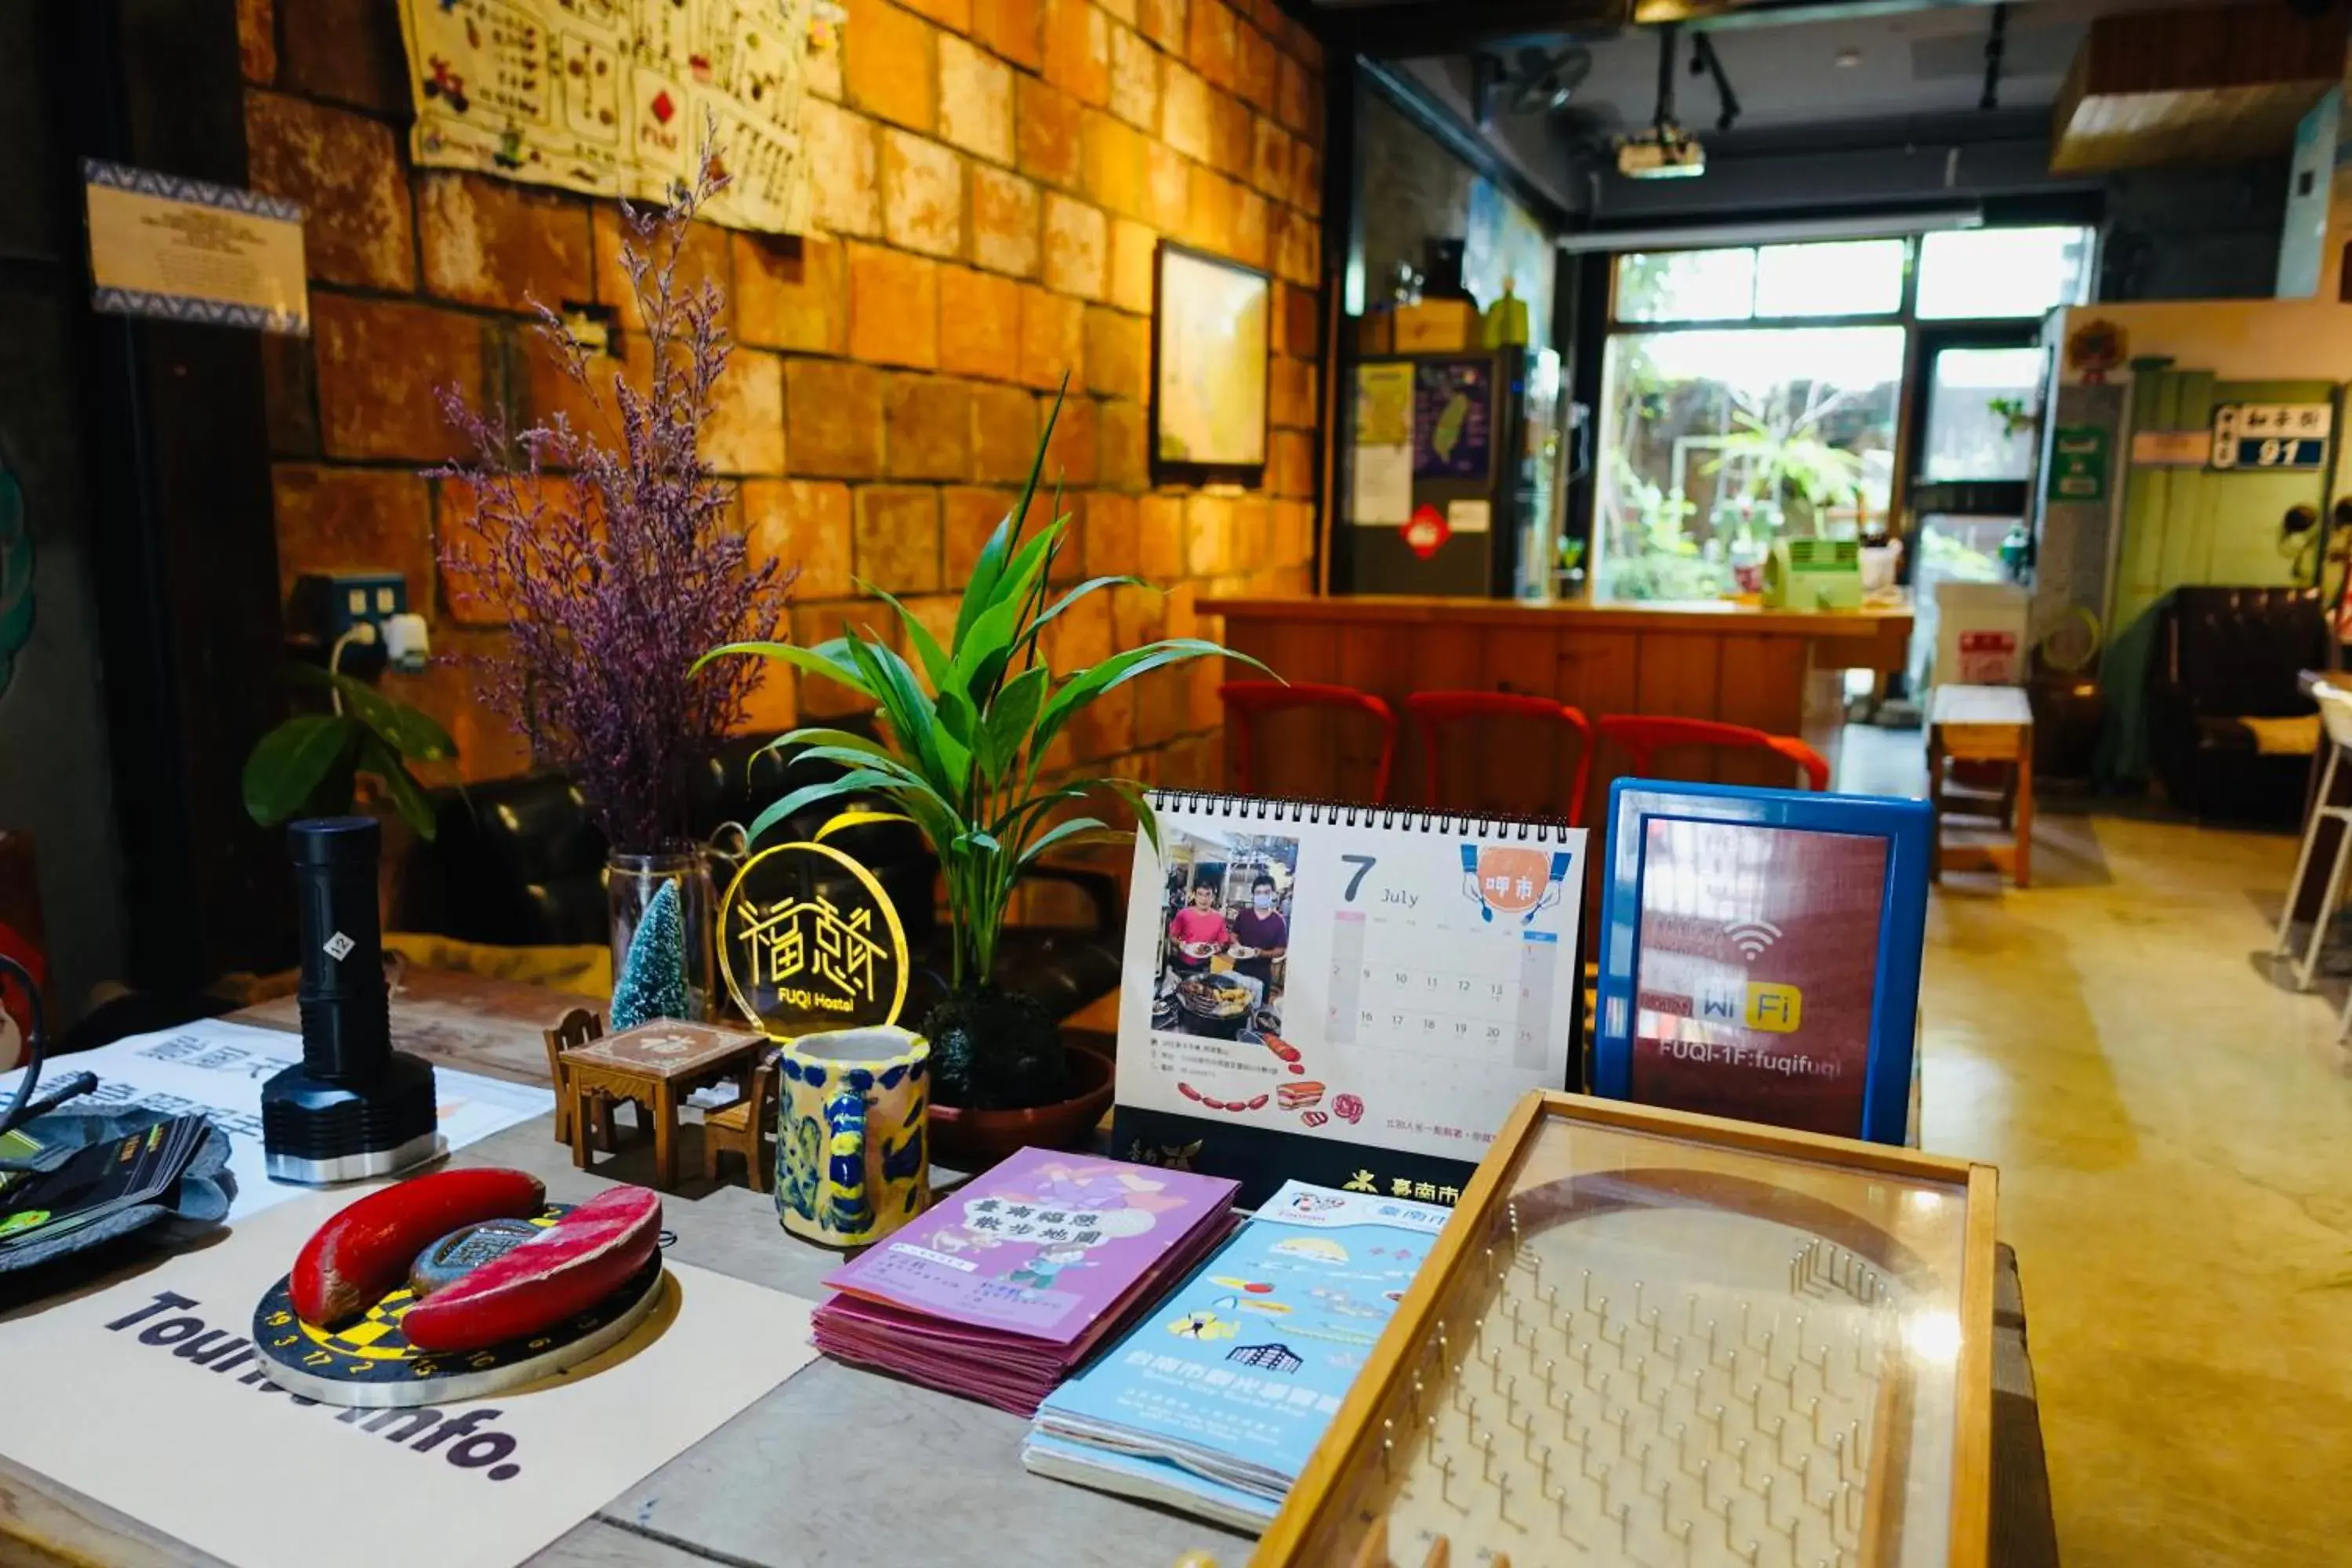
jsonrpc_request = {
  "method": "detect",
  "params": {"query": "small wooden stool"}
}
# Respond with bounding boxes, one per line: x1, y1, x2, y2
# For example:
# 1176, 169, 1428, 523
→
1929, 684, 2035, 887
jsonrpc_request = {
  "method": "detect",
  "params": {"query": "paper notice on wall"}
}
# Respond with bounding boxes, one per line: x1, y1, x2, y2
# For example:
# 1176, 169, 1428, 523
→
83, 161, 309, 334
1446, 499, 1493, 535
0, 1020, 552, 1221
1350, 444, 1413, 525
1353, 363, 1414, 446
0, 1194, 818, 1568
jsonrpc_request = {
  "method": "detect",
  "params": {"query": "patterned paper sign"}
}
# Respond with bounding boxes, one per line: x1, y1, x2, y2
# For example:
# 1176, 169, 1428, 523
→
394, 0, 813, 235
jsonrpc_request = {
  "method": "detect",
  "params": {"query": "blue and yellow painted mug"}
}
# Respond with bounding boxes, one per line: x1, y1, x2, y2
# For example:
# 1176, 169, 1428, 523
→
775, 1025, 929, 1247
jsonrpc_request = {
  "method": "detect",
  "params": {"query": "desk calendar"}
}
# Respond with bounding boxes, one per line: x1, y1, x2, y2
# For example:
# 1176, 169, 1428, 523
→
1113, 793, 1588, 1203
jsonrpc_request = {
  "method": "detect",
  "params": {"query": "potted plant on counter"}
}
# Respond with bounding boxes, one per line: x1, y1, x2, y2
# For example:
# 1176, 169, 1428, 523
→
434, 149, 791, 1022
700, 386, 1268, 1159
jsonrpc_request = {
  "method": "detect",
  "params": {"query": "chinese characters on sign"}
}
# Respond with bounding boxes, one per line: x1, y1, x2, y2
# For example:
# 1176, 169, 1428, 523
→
719, 842, 908, 1037
2210, 402, 2332, 471
739, 895, 885, 1007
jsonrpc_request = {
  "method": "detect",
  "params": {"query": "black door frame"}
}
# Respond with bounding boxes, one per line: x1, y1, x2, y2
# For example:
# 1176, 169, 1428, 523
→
62, 0, 292, 989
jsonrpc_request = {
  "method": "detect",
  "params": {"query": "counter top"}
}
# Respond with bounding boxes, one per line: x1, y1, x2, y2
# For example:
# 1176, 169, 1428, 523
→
1200, 593, 1913, 638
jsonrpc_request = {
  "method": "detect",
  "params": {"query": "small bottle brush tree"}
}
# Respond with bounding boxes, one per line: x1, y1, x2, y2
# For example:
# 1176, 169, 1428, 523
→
430, 147, 791, 855
700, 387, 1272, 1111
611, 878, 688, 1029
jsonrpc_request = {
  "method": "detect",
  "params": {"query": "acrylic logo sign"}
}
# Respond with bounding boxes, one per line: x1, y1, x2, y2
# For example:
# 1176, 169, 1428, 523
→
717, 840, 909, 1038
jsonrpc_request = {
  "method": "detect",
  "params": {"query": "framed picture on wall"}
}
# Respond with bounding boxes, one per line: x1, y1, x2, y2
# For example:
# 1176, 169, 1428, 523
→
1151, 242, 1270, 486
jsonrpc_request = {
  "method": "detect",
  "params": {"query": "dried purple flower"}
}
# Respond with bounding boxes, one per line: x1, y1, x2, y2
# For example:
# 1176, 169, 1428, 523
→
432, 151, 792, 852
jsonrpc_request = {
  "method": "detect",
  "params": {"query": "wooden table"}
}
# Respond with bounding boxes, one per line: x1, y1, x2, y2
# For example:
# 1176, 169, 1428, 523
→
563, 1020, 767, 1189
0, 975, 2060, 1568
1929, 684, 2036, 888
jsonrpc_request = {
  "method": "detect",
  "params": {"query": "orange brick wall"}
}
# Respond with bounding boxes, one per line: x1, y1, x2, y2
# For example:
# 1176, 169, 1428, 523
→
238, 0, 1325, 793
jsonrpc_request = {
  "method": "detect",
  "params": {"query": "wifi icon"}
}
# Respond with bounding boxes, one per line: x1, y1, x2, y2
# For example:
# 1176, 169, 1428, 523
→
1726, 920, 1783, 960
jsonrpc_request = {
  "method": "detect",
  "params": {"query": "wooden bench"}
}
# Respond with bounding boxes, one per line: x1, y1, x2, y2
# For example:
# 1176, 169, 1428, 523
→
1929, 683, 2035, 887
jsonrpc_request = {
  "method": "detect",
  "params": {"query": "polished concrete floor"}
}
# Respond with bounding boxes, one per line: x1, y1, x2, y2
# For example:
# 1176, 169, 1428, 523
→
1893, 745, 2352, 1565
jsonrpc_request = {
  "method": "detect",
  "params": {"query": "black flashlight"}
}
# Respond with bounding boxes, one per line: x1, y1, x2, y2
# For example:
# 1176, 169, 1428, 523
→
260, 817, 441, 1183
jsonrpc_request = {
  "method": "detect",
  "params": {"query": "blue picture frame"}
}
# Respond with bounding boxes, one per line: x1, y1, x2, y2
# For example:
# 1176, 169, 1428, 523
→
1591, 778, 1932, 1145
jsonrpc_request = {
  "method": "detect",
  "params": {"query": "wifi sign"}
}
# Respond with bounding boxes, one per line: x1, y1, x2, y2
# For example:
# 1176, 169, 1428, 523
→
1726, 920, 1782, 960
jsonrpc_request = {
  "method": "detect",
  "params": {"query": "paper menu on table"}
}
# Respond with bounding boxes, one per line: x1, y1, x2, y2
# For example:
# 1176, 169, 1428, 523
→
1116, 796, 1586, 1177
0, 1019, 552, 1219
1037, 1182, 1448, 1482
822, 1147, 1238, 1343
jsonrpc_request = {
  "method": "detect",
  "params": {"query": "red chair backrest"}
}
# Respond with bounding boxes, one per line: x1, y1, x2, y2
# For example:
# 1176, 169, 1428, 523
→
1595, 714, 1831, 792
1218, 681, 1397, 803
1404, 691, 1595, 826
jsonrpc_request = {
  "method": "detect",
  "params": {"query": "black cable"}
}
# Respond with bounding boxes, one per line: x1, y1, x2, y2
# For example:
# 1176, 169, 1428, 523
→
1980, 2, 2008, 111
1655, 22, 1679, 136
1693, 34, 1740, 132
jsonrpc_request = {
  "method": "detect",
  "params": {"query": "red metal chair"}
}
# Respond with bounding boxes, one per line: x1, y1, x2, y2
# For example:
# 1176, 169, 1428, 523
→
1595, 714, 1831, 792
1404, 691, 1596, 825
1218, 681, 1397, 803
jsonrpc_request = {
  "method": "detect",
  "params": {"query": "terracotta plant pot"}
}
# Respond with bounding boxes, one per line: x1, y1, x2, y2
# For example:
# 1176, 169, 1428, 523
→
927, 1042, 1114, 1171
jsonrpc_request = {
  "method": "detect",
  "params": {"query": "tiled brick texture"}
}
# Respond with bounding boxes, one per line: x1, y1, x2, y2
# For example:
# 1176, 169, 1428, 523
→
251, 0, 1330, 780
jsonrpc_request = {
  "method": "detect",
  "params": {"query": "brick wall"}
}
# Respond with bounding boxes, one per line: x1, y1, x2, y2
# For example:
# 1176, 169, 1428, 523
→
238, 0, 1325, 794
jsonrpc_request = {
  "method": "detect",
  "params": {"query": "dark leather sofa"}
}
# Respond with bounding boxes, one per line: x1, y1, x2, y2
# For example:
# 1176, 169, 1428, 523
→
2145, 586, 2328, 828
397, 720, 1123, 1022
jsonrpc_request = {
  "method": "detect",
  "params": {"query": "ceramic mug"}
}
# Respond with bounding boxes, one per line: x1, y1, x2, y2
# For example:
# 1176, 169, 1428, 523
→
775, 1025, 929, 1247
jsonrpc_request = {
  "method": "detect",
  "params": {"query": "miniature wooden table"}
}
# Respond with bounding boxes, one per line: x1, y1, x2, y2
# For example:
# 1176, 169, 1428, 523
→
1929, 683, 2035, 888
562, 1020, 767, 1190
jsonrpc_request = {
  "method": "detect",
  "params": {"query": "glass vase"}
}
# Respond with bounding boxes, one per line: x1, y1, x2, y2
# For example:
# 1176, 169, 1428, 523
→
607, 846, 717, 1025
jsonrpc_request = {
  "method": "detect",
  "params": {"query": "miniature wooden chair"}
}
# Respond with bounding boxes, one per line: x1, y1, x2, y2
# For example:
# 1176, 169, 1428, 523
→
702, 1049, 781, 1192
543, 1007, 646, 1151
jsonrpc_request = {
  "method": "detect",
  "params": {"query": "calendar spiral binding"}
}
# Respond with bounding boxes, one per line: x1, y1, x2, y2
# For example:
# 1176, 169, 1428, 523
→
1144, 789, 1577, 843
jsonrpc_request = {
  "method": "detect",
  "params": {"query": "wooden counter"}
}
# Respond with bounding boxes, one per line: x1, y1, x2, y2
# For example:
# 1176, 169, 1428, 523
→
1201, 593, 1914, 818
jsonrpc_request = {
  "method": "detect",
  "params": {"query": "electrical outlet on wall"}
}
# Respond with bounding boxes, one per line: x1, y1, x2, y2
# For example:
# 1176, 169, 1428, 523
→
289, 571, 412, 677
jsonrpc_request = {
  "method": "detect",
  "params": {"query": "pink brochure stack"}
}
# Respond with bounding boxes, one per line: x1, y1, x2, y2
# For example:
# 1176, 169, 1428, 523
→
811, 1147, 1240, 1415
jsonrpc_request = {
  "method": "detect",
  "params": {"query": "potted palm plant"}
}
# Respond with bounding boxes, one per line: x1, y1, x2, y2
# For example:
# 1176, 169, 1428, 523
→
699, 386, 1266, 1149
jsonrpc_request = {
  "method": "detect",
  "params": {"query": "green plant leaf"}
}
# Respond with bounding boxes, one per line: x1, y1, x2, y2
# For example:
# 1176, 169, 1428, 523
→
286, 665, 457, 762
978, 665, 1049, 782
840, 630, 956, 792
243, 713, 361, 826
1018, 816, 1124, 867
697, 639, 877, 700
1019, 575, 1146, 655
748, 769, 931, 845
1098, 777, 1162, 856
954, 520, 1065, 701
1033, 638, 1273, 757
859, 581, 953, 694
953, 379, 1063, 649
769, 727, 904, 764
936, 686, 979, 750
778, 744, 935, 786
358, 733, 441, 840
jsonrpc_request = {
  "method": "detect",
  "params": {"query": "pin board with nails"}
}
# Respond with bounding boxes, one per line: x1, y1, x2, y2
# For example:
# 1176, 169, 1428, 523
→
1252, 1090, 1996, 1568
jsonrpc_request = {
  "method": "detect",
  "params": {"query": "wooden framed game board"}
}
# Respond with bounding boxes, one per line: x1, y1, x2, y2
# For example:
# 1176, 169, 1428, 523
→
1254, 1091, 1997, 1568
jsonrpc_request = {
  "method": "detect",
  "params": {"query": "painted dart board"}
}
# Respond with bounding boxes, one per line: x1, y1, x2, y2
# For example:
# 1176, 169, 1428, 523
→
251, 1203, 672, 1409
